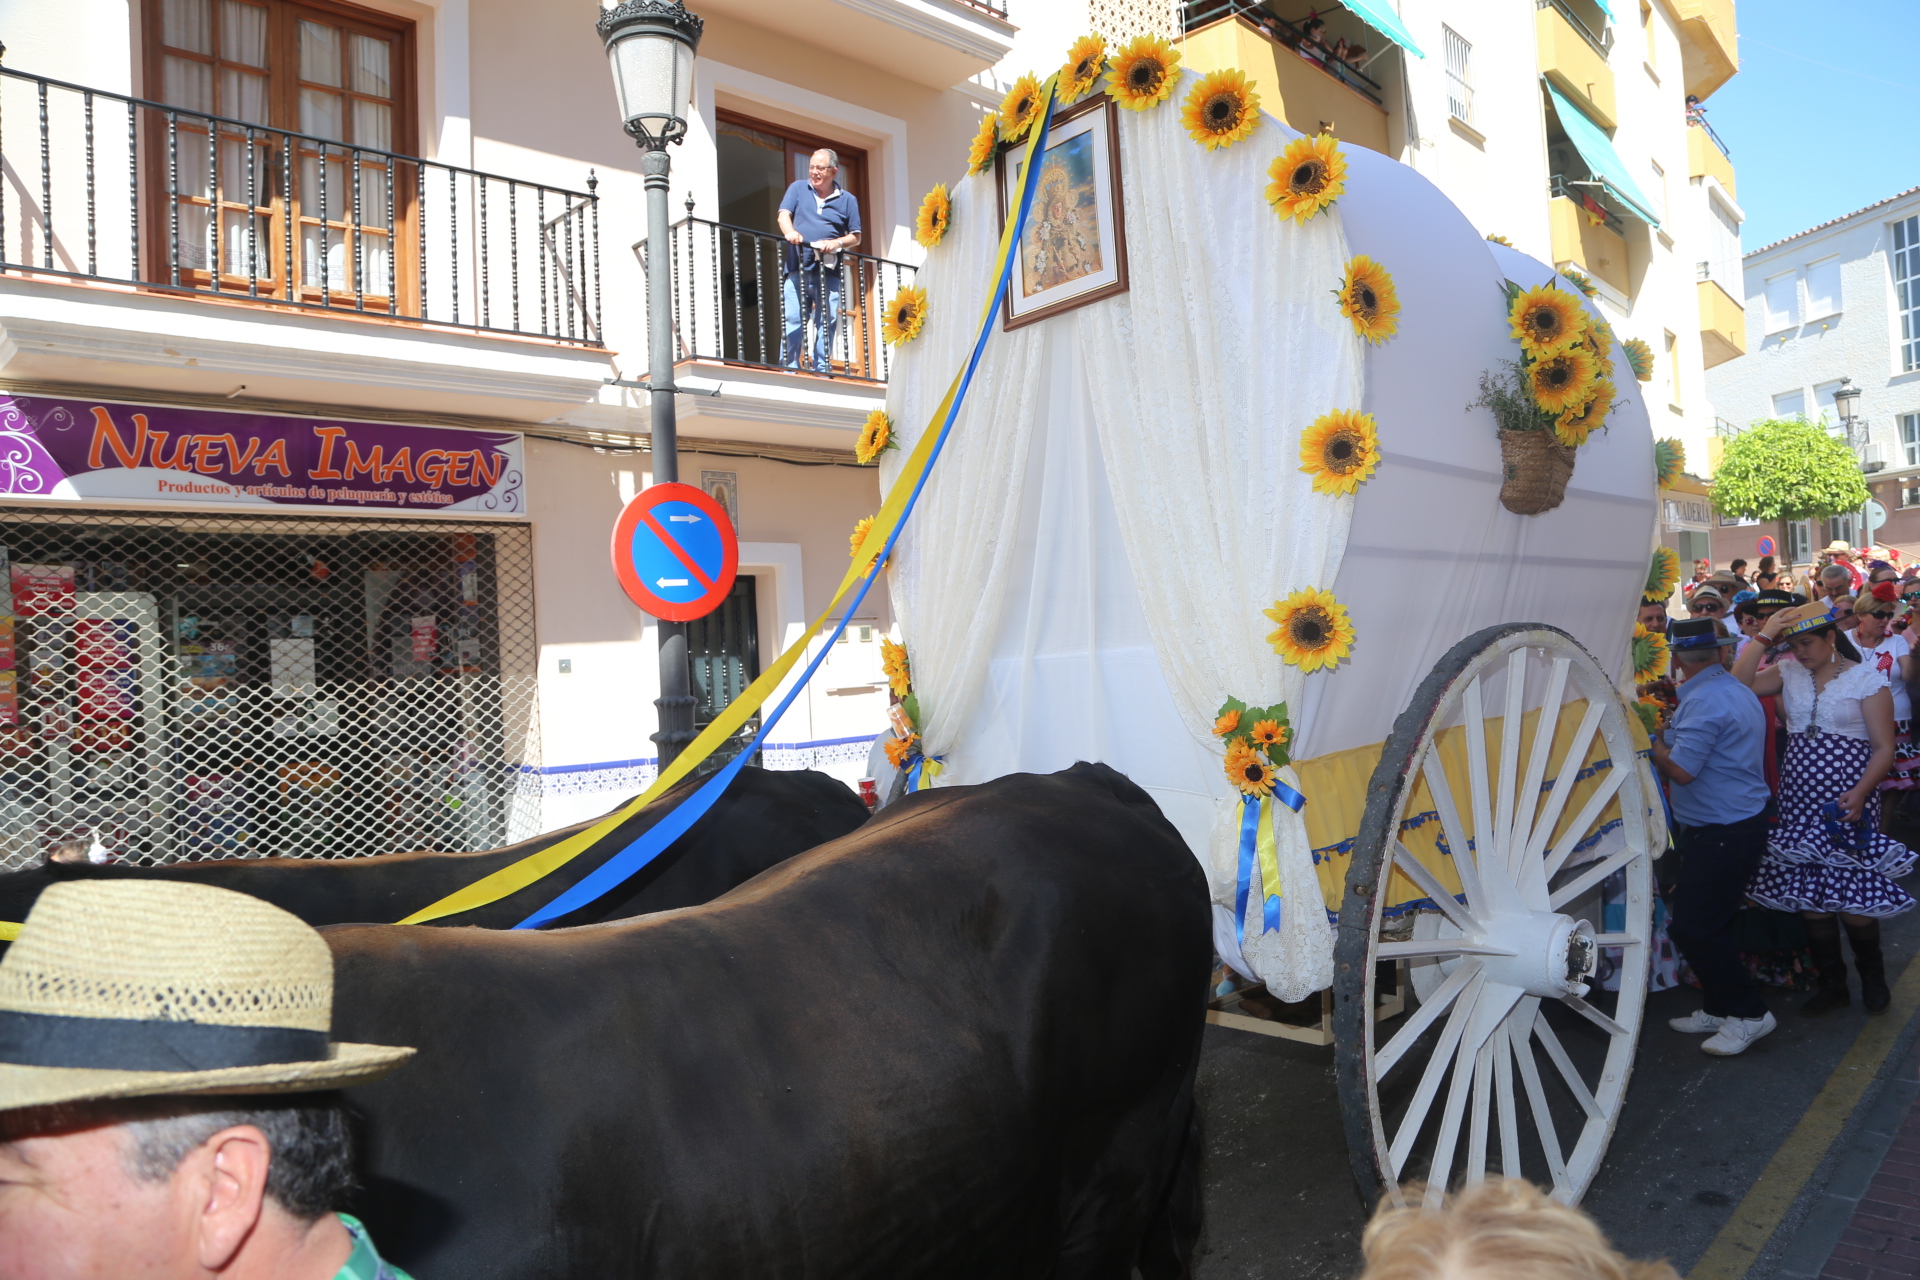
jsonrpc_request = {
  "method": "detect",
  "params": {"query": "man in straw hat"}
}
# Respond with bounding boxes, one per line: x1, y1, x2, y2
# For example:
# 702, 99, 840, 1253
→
0, 881, 415, 1279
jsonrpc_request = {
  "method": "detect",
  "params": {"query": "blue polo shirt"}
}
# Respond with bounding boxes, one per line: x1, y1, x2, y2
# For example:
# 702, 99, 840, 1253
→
778, 180, 861, 275
1663, 663, 1769, 827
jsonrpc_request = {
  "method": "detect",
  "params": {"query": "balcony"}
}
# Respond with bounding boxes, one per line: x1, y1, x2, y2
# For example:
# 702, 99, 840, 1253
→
1548, 194, 1628, 295
1686, 120, 1736, 198
1179, 5, 1390, 156
1697, 277, 1746, 368
1673, 0, 1739, 101
1536, 0, 1617, 130
689, 0, 1014, 89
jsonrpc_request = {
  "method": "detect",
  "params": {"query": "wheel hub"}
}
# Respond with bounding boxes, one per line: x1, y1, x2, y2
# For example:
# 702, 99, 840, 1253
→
1481, 911, 1596, 999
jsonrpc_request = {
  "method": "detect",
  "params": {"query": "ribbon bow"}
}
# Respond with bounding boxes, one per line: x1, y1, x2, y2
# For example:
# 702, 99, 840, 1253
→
1234, 780, 1306, 945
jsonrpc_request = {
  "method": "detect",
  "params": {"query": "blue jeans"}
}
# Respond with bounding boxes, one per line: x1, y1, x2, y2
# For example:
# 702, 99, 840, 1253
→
782, 263, 842, 373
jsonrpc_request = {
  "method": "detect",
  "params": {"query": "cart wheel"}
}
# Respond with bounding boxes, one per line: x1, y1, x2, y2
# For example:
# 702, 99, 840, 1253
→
1331, 624, 1654, 1209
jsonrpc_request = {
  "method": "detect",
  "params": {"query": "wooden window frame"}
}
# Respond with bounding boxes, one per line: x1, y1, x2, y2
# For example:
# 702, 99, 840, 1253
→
714, 108, 870, 234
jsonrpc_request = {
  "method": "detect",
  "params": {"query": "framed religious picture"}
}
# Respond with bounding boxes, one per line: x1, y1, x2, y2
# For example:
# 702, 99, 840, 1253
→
995, 92, 1128, 330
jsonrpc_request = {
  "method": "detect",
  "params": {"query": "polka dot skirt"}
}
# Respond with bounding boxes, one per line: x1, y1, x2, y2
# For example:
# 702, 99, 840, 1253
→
1749, 733, 1918, 918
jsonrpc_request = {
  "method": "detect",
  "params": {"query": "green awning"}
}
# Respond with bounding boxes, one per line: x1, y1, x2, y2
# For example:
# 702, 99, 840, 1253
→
1338, 0, 1424, 58
1545, 80, 1660, 228
1591, 0, 1615, 19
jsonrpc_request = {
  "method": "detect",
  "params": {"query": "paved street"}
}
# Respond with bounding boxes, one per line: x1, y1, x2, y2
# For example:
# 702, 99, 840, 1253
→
1191, 904, 1920, 1280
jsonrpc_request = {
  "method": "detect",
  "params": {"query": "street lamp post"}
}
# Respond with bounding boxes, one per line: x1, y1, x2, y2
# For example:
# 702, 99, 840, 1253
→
1833, 377, 1873, 548
597, 0, 704, 768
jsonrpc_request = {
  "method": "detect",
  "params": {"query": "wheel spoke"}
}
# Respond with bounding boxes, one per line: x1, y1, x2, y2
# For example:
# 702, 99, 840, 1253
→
1393, 841, 1480, 933
1467, 1037, 1495, 1186
1590, 932, 1642, 947
1416, 977, 1519, 1204
1541, 767, 1628, 889
1519, 698, 1605, 869
1377, 959, 1480, 1077
1423, 757, 1492, 912
1533, 1008, 1604, 1120
1463, 677, 1497, 896
1378, 938, 1517, 960
1493, 649, 1527, 875
1508, 1001, 1570, 1195
1548, 839, 1637, 911
1509, 656, 1571, 875
1494, 1023, 1520, 1178
1388, 967, 1486, 1178
1562, 993, 1629, 1038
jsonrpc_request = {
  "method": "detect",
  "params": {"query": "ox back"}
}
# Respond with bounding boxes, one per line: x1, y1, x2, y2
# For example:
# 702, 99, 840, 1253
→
0, 767, 868, 930
328, 761, 1211, 1280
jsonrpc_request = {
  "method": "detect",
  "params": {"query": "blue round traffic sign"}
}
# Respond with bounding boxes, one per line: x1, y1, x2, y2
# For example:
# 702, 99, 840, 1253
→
611, 482, 739, 621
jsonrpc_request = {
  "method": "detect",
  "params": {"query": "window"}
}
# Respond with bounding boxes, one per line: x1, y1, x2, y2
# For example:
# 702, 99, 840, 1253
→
1641, 0, 1656, 68
1443, 26, 1474, 126
1665, 330, 1680, 407
1805, 256, 1842, 321
1829, 513, 1859, 548
1788, 519, 1812, 563
1763, 270, 1799, 333
1706, 194, 1741, 292
1896, 216, 1920, 370
1773, 389, 1806, 418
1904, 413, 1920, 468
1902, 481, 1920, 510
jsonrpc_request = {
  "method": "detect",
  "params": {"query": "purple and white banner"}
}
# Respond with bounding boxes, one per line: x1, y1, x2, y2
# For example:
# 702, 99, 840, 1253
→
0, 395, 524, 515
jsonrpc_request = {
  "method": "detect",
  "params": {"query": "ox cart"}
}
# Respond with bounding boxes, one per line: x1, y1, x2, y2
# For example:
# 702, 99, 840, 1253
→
877, 73, 1664, 1211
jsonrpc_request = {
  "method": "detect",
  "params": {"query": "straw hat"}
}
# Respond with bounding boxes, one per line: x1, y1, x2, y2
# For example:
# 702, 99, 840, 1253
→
1826, 540, 1855, 556
1772, 600, 1842, 640
0, 882, 413, 1112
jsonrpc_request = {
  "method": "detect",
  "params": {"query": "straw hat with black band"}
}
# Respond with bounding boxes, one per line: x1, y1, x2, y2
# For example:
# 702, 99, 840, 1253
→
0, 881, 412, 1113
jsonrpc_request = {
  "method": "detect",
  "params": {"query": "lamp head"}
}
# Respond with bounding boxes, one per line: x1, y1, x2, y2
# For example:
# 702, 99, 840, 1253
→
597, 0, 704, 150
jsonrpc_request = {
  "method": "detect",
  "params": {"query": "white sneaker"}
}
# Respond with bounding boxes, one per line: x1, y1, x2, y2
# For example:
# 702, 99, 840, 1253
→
1701, 1011, 1777, 1056
1670, 1010, 1726, 1034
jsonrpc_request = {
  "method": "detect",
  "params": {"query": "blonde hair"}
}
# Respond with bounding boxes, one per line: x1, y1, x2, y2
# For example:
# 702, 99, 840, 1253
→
1358, 1180, 1679, 1280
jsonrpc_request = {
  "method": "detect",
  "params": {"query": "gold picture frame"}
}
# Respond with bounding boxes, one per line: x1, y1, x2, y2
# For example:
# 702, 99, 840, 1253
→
995, 93, 1130, 331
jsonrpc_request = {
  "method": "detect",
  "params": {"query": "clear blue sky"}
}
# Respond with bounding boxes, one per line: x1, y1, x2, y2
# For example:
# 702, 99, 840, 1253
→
1708, 0, 1920, 252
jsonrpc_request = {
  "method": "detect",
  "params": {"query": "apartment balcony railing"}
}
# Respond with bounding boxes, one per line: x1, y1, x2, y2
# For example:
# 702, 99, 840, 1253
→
1181, 1, 1386, 105
950, 0, 1008, 16
663, 216, 918, 384
0, 66, 601, 345
1537, 0, 1613, 57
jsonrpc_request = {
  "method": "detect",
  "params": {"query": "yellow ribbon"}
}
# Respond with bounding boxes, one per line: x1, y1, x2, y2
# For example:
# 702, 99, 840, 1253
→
397, 77, 1061, 926
1255, 794, 1282, 907
0, 920, 18, 942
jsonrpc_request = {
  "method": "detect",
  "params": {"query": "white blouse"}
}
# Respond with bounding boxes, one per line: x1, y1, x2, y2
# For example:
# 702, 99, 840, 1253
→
1778, 659, 1891, 741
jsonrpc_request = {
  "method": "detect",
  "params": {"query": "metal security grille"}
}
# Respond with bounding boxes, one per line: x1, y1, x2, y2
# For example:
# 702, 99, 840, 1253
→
1443, 26, 1474, 126
0, 507, 538, 869
1896, 216, 1920, 373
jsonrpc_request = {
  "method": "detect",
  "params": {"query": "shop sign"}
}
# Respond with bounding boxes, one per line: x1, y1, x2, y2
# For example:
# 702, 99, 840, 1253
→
0, 394, 524, 515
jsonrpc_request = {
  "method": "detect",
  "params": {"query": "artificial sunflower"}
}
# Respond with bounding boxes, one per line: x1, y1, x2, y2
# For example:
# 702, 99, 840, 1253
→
1224, 738, 1276, 798
883, 733, 919, 769
1251, 719, 1287, 748
1508, 284, 1587, 358
1622, 336, 1655, 382
1527, 347, 1597, 415
1486, 233, 1513, 246
1213, 708, 1241, 737
1299, 408, 1381, 495
999, 74, 1044, 143
1562, 268, 1598, 299
1337, 256, 1400, 345
1631, 622, 1670, 682
855, 410, 894, 465
1634, 696, 1664, 737
1060, 34, 1107, 102
1266, 133, 1347, 224
1647, 545, 1681, 599
849, 515, 876, 559
1655, 438, 1686, 489
1180, 69, 1260, 151
1264, 587, 1356, 673
1553, 379, 1613, 448
1106, 34, 1180, 111
914, 184, 952, 249
880, 637, 912, 698
966, 110, 999, 175
1584, 318, 1617, 379
882, 285, 928, 345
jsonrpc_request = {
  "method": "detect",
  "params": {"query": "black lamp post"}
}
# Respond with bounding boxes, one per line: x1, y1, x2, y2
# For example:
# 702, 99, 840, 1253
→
597, 0, 704, 767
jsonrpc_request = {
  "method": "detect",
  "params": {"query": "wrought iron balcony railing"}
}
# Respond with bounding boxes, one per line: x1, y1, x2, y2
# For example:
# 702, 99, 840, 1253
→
1182, 1, 1386, 105
0, 65, 601, 345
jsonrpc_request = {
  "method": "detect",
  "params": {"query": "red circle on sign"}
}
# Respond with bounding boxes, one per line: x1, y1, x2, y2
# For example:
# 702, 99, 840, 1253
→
1757, 536, 1776, 557
611, 482, 739, 622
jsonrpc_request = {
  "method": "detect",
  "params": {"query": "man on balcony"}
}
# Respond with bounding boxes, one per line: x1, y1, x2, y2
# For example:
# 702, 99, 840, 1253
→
778, 149, 863, 375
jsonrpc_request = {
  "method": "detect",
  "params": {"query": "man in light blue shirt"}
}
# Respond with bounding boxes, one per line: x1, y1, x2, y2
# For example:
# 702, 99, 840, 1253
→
1649, 617, 1775, 1055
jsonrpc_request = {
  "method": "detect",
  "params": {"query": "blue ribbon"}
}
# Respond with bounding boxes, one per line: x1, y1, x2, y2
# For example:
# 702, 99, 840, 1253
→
1234, 796, 1258, 947
513, 105, 1060, 930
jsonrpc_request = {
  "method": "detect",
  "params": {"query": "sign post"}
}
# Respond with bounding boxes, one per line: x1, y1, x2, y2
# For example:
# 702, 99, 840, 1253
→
611, 482, 739, 622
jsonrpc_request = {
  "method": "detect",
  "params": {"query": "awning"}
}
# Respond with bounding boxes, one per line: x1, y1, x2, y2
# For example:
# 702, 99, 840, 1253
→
1337, 0, 1424, 59
1545, 80, 1660, 228
1590, 0, 1615, 19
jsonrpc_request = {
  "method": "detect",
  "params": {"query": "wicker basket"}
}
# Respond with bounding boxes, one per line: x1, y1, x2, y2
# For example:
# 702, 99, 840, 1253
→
1497, 429, 1575, 515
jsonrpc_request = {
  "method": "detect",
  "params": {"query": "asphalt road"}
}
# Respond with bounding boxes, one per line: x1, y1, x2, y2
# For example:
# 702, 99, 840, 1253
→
1190, 899, 1920, 1280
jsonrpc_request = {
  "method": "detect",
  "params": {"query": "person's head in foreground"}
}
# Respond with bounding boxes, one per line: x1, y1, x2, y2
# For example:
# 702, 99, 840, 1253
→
0, 881, 414, 1280
1358, 1178, 1679, 1280
1668, 617, 1735, 678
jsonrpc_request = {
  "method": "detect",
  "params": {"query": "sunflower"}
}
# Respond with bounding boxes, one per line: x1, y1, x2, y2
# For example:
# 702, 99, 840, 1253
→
1224, 739, 1276, 798
1213, 708, 1241, 737
966, 110, 999, 175
1527, 347, 1597, 415
1486, 233, 1513, 246
1264, 587, 1356, 673
849, 515, 875, 559
856, 410, 894, 465
882, 285, 928, 345
1631, 622, 1670, 682
1106, 34, 1180, 111
1562, 268, 1598, 299
1633, 697, 1664, 736
999, 74, 1044, 143
880, 637, 912, 698
1251, 719, 1287, 748
1584, 318, 1616, 379
1337, 256, 1400, 345
914, 184, 952, 249
1647, 545, 1681, 599
1655, 438, 1685, 488
1554, 378, 1614, 448
1266, 133, 1347, 224
1508, 285, 1587, 358
1622, 336, 1655, 382
1299, 408, 1380, 495
883, 733, 919, 769
1180, 69, 1260, 151
1060, 34, 1107, 103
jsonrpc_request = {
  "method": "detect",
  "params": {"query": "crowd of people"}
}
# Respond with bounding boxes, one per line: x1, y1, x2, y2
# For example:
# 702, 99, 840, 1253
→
1645, 541, 1919, 1056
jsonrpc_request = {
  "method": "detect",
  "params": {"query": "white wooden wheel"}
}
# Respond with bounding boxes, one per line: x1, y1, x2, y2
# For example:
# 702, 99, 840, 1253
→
1331, 624, 1655, 1209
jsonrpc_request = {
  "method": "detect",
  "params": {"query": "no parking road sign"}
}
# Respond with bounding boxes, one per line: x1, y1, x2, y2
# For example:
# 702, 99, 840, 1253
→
611, 482, 739, 621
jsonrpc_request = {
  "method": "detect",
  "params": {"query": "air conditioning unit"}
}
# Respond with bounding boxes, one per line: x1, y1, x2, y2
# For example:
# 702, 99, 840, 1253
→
1861, 442, 1888, 472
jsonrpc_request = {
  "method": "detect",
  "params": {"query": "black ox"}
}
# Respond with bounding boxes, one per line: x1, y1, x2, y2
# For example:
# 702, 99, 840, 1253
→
0, 766, 868, 929
329, 762, 1211, 1279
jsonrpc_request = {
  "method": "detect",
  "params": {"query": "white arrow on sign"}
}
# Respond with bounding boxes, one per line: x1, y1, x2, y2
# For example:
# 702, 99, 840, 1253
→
667, 514, 701, 523
657, 578, 689, 588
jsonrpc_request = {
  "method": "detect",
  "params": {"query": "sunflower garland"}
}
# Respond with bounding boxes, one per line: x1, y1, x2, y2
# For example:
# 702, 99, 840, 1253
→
1528, 347, 1598, 416
966, 110, 1000, 175
1508, 284, 1587, 359
999, 74, 1044, 143
882, 285, 928, 345
1267, 133, 1347, 224
1336, 256, 1400, 345
1486, 233, 1513, 246
1562, 268, 1598, 299
855, 410, 896, 465
1631, 622, 1670, 682
1264, 588, 1355, 672
914, 184, 952, 250
1299, 408, 1380, 495
1181, 69, 1261, 151
880, 637, 912, 699
1647, 545, 1681, 600
1655, 438, 1686, 488
1060, 34, 1107, 103
1106, 35, 1180, 111
1213, 696, 1293, 796
1622, 336, 1655, 382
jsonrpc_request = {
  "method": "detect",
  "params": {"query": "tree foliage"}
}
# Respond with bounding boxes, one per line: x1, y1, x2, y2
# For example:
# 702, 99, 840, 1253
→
1710, 417, 1869, 521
